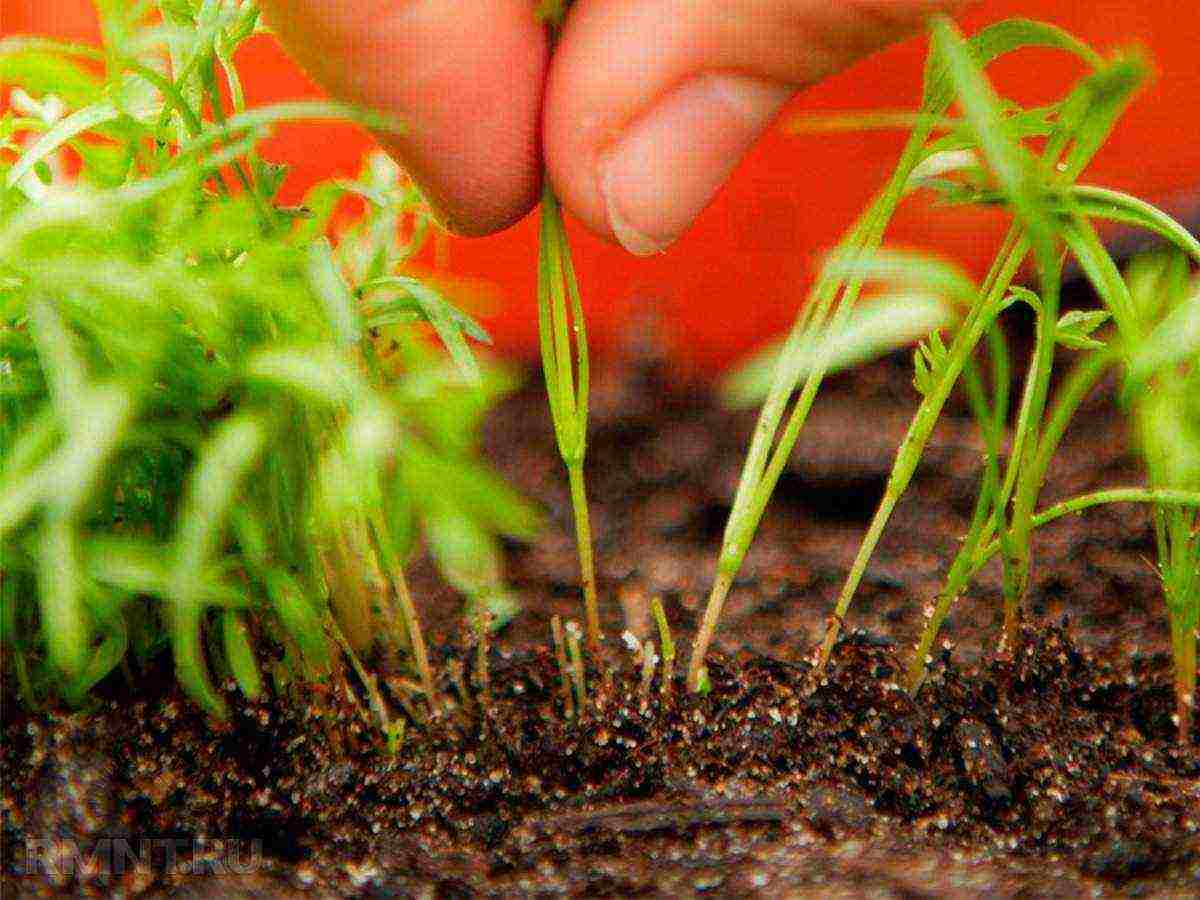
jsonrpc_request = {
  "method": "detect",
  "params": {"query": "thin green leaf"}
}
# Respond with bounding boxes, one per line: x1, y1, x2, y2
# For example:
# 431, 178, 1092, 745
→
361, 276, 484, 383
169, 413, 266, 719
931, 18, 1056, 259
266, 570, 330, 673
723, 291, 958, 408
221, 610, 263, 700
1128, 286, 1200, 386
1067, 186, 1200, 265
1055, 309, 1111, 350
0, 39, 105, 108
7, 101, 121, 189
174, 101, 401, 163
64, 618, 129, 704
244, 346, 364, 407
820, 248, 979, 308
307, 238, 362, 346
923, 18, 1101, 113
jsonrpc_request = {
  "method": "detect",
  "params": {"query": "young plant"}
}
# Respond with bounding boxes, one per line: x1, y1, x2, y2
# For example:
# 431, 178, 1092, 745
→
689, 17, 1111, 688
1126, 249, 1200, 741
0, 0, 537, 725
536, 187, 600, 656
534, 2, 602, 658
696, 16, 1200, 701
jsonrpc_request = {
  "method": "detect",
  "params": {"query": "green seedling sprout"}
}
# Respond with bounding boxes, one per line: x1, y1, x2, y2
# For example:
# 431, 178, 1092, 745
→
550, 613, 575, 719
705, 16, 1200, 713
8, 2, 1200, 752
537, 189, 600, 655
651, 596, 675, 695
814, 20, 1150, 670
565, 618, 588, 712
690, 17, 1110, 688
639, 639, 658, 704
898, 193, 1200, 689
474, 605, 492, 703
0, 0, 540, 727
384, 718, 406, 757
534, 2, 602, 658
1127, 249, 1200, 741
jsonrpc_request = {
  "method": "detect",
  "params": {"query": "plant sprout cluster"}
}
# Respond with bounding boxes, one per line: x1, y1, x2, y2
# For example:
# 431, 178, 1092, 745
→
2, 2, 1199, 748
0, 0, 541, 722
704, 18, 1200, 741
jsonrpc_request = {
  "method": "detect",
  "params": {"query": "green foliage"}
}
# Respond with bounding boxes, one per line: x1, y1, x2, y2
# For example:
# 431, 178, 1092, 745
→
1126, 249, 1200, 739
698, 14, 1200, 735
0, 1, 537, 717
722, 250, 972, 409
536, 177, 600, 652
689, 15, 1126, 689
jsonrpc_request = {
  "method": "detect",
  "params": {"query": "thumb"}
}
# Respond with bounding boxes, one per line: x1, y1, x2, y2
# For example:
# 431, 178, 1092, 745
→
544, 0, 965, 255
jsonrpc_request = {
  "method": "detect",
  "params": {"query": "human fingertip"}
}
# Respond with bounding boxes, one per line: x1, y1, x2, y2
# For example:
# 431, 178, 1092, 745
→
595, 73, 791, 256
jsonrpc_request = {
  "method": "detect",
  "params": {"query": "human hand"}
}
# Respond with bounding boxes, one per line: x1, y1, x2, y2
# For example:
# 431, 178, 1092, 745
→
261, 1, 962, 253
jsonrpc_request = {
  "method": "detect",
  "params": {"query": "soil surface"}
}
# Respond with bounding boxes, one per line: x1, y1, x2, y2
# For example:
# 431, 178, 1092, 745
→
4, 322, 1199, 897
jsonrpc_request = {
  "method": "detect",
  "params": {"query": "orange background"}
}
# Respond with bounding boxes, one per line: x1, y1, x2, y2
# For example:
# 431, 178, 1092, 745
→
7, 1, 1200, 374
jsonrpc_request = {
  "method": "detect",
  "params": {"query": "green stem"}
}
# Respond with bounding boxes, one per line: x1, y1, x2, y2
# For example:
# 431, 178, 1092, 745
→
390, 562, 436, 711
999, 267, 1059, 648
368, 511, 436, 711
1172, 615, 1196, 745
972, 487, 1200, 567
567, 460, 600, 658
202, 58, 271, 226
688, 120, 935, 690
1028, 350, 1116, 496
904, 353, 1003, 692
817, 230, 1029, 669
906, 346, 1113, 691
538, 183, 599, 654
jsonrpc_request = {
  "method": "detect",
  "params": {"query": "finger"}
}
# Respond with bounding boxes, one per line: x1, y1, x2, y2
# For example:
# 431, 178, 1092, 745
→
544, 0, 964, 254
260, 0, 548, 236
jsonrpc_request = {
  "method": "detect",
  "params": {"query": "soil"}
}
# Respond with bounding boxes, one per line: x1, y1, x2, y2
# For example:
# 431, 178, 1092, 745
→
4, 317, 1199, 897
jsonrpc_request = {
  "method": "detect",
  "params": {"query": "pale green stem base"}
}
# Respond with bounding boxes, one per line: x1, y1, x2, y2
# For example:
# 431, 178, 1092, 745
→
1172, 618, 1196, 745
567, 460, 601, 658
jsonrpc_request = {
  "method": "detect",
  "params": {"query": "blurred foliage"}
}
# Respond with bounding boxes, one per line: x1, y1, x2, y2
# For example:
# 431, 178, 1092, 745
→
0, 0, 540, 717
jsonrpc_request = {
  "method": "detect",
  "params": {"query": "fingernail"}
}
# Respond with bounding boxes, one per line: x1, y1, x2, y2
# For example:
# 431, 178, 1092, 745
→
599, 73, 792, 256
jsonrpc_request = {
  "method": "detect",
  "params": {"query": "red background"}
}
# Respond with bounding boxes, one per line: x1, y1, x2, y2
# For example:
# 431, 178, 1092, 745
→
7, 1, 1200, 374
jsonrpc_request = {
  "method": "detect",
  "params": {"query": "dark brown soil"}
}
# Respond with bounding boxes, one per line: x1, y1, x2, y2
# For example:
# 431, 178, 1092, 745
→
4, 326, 1199, 897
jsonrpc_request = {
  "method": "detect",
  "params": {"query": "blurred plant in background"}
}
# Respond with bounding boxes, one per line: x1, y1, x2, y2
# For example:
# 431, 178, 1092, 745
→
0, 0, 540, 723
1126, 249, 1200, 739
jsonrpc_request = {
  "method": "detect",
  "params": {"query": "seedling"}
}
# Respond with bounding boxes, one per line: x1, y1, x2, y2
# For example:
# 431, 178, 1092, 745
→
697, 18, 1200, 721
565, 618, 588, 712
638, 639, 658, 704
384, 718, 406, 757
534, 3, 602, 658
0, 0, 539, 729
1126, 249, 1200, 741
474, 605, 492, 702
651, 596, 675, 696
6, 2, 1199, 752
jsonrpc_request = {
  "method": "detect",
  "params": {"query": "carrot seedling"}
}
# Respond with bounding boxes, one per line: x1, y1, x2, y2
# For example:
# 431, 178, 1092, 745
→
534, 3, 602, 659
565, 618, 588, 713
0, 0, 538, 730
690, 18, 1109, 688
704, 17, 1200, 720
651, 596, 675, 696
550, 613, 575, 719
